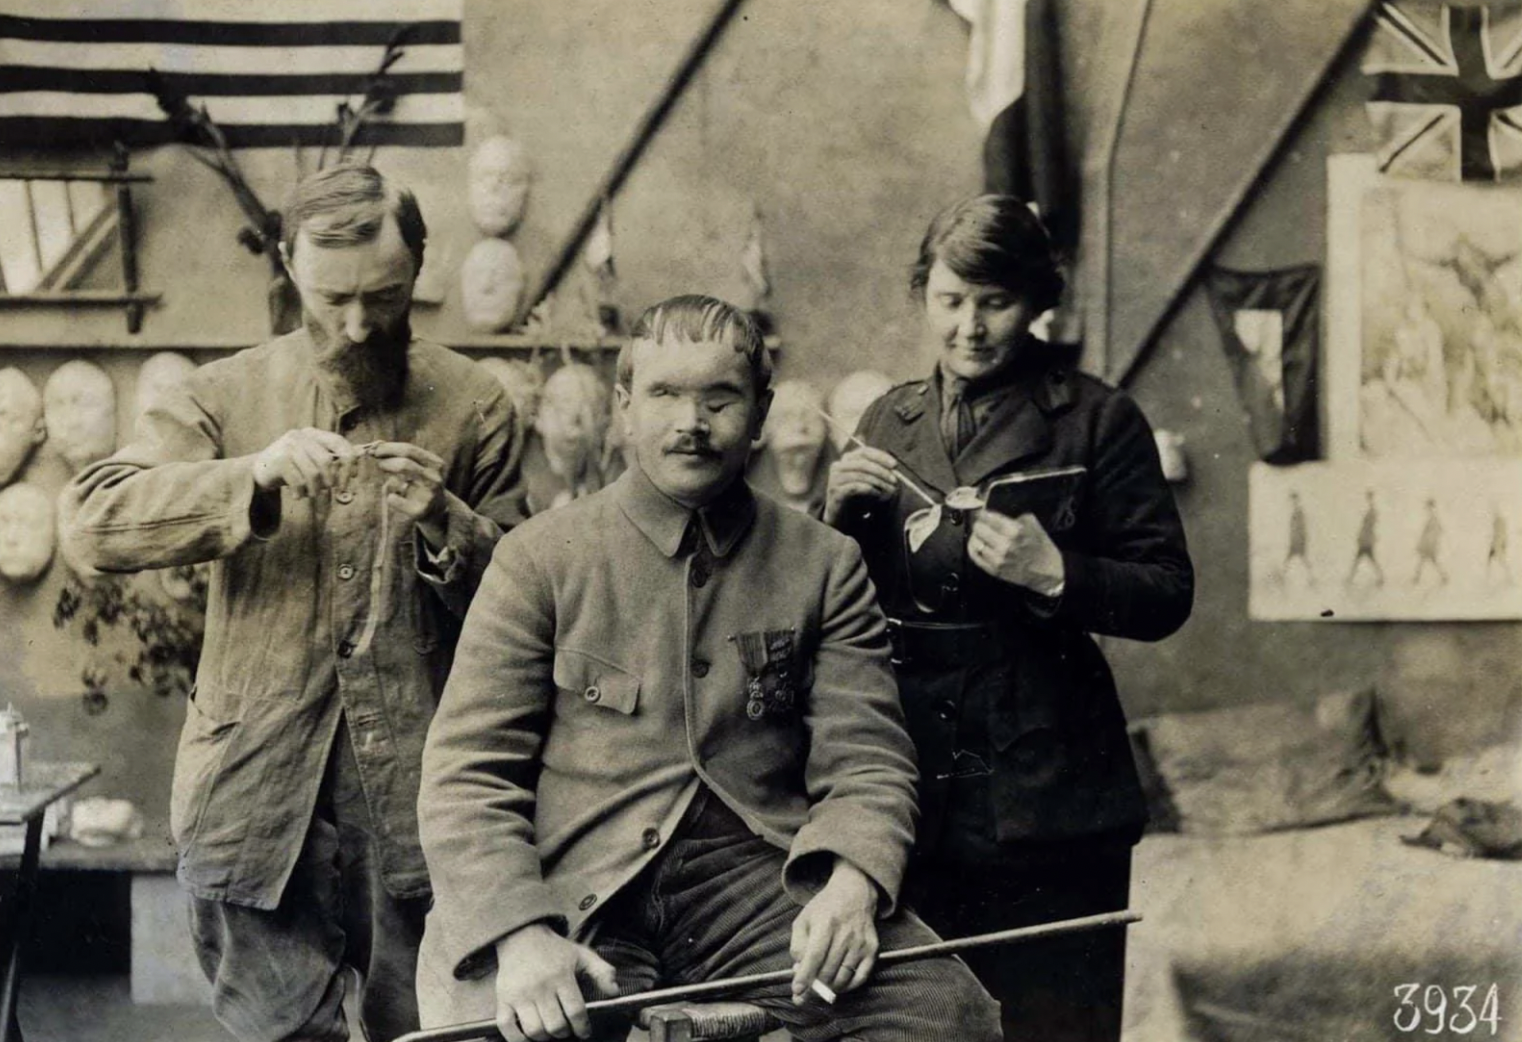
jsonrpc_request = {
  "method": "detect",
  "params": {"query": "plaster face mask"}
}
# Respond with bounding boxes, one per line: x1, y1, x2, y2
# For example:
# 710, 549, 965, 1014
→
462, 238, 526, 332
134, 352, 197, 427
44, 359, 116, 473
824, 370, 893, 452
0, 368, 45, 486
765, 380, 828, 497
478, 356, 544, 429
0, 482, 55, 582
536, 362, 611, 483
467, 136, 534, 237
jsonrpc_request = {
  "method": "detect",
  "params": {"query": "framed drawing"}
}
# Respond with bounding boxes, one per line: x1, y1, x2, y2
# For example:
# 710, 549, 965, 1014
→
1249, 459, 1522, 621
1326, 154, 1522, 459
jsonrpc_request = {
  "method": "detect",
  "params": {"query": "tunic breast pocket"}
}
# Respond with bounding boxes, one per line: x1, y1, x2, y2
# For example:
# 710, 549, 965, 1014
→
552, 648, 641, 716
729, 627, 809, 722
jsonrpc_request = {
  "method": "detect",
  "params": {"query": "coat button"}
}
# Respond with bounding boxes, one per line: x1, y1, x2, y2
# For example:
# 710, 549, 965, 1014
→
583, 686, 601, 703
690, 562, 709, 588
578, 894, 597, 911
338, 564, 355, 580
936, 699, 957, 722
337, 640, 355, 659
690, 659, 709, 678
335, 490, 355, 504
641, 828, 661, 850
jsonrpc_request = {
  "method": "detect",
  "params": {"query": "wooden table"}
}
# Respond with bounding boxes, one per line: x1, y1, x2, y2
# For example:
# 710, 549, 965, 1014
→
0, 763, 100, 1042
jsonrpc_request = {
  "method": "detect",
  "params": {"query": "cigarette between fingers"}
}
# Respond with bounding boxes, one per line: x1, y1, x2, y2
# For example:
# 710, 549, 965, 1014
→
809, 979, 838, 1005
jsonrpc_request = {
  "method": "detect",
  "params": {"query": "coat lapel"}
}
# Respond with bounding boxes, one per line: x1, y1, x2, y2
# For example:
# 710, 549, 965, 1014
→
954, 384, 1054, 488
888, 383, 959, 497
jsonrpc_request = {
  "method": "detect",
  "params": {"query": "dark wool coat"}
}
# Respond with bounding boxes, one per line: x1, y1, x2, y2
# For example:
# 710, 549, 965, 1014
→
838, 362, 1193, 846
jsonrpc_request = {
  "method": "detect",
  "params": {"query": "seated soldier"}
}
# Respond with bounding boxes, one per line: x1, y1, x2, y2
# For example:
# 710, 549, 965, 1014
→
416, 295, 1000, 1042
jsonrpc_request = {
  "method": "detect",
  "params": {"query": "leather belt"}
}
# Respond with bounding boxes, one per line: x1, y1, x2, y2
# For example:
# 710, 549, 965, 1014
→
885, 618, 1004, 669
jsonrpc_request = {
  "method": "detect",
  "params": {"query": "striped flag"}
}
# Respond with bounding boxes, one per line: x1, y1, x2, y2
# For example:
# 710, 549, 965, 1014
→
948, 0, 1074, 253
0, 0, 462, 149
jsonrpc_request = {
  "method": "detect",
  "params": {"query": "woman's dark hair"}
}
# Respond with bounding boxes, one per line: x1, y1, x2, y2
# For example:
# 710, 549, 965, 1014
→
909, 194, 1064, 314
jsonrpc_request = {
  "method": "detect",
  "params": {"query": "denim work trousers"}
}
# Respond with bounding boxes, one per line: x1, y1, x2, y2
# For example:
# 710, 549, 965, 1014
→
190, 717, 429, 1042
579, 790, 1001, 1042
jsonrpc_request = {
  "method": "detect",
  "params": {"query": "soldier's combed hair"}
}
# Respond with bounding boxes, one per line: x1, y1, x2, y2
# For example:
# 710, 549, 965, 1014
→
617, 294, 772, 397
281, 163, 427, 272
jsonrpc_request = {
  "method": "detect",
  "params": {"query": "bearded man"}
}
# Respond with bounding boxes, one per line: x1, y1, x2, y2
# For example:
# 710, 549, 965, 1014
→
60, 164, 526, 1042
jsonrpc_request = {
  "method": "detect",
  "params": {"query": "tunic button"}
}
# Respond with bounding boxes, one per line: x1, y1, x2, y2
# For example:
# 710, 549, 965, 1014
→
690, 563, 709, 589
338, 564, 355, 580
936, 699, 957, 722
578, 894, 597, 911
337, 640, 355, 659
584, 686, 601, 703
641, 828, 661, 850
335, 490, 355, 505
691, 659, 709, 679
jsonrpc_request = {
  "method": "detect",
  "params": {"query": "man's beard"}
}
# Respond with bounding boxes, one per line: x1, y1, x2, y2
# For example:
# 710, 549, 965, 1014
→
306, 314, 412, 408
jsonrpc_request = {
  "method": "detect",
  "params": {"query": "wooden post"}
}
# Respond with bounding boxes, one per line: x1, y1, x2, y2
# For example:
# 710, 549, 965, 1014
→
514, 0, 751, 327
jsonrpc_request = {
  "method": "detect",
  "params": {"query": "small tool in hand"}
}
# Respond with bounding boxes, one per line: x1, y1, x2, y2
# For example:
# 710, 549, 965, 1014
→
800, 403, 939, 507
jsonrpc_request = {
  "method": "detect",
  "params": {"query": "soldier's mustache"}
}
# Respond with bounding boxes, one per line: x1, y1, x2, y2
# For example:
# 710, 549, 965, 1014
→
666, 436, 717, 456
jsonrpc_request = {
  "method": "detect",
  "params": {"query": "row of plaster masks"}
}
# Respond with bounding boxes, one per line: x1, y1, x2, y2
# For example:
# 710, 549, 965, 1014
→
475, 356, 896, 507
463, 135, 532, 333
0, 352, 199, 585
479, 357, 622, 483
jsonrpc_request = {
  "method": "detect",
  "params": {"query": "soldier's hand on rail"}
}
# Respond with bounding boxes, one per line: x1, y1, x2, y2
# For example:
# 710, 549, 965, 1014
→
790, 857, 880, 1005
493, 923, 619, 1041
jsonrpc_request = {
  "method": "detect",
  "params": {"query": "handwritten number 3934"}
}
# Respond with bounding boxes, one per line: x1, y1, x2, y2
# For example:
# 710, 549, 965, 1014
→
1393, 984, 1502, 1035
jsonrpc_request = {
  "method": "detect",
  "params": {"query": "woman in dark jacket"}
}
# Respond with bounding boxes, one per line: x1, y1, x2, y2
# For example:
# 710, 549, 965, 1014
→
825, 195, 1193, 1042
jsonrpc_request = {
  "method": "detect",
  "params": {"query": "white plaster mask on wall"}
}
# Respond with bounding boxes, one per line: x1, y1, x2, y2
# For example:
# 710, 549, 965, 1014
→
0, 482, 55, 582
467, 135, 534, 237
825, 369, 893, 452
536, 362, 611, 480
766, 379, 829, 497
462, 238, 526, 332
134, 352, 197, 427
0, 368, 45, 487
478, 356, 545, 429
44, 359, 116, 473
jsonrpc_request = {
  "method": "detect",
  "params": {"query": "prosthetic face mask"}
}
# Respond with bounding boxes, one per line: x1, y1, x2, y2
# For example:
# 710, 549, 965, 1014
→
764, 380, 828, 497
478, 356, 544, 429
0, 368, 45, 486
461, 238, 526, 332
825, 370, 893, 452
536, 363, 611, 480
0, 483, 54, 582
467, 136, 534, 237
134, 352, 197, 426
44, 360, 116, 473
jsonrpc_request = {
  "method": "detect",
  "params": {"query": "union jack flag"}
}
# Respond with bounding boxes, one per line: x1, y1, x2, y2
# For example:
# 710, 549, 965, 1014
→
1364, 1, 1522, 182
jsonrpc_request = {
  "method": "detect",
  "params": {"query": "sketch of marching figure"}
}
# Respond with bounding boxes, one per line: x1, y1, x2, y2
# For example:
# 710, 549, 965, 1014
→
1413, 497, 1448, 587
1486, 503, 1512, 586
1283, 489, 1314, 588
1346, 489, 1385, 589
